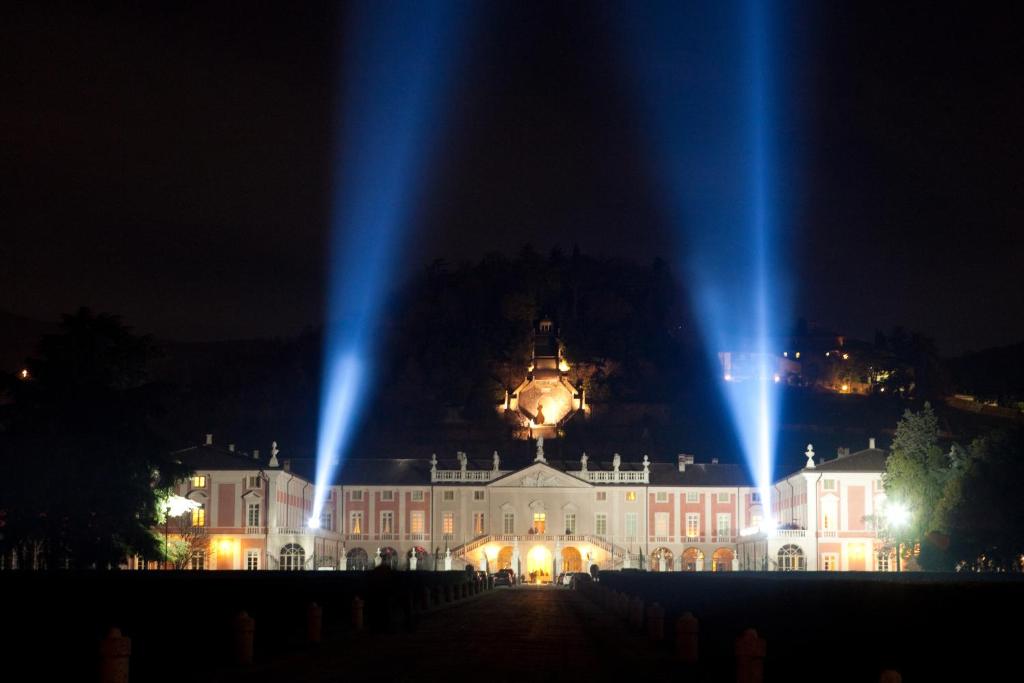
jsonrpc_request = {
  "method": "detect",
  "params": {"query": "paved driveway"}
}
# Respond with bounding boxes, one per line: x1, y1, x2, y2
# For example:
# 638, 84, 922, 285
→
235, 586, 676, 682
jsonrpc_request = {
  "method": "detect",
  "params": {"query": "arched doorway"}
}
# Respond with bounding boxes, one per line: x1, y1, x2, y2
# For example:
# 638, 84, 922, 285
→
497, 546, 514, 570
280, 543, 306, 571
649, 547, 674, 572
712, 547, 734, 572
681, 547, 704, 572
347, 547, 369, 570
526, 545, 553, 583
561, 547, 582, 573
777, 544, 806, 571
380, 547, 399, 569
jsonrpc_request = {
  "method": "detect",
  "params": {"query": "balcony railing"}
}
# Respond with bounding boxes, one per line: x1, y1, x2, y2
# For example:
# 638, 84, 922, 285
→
344, 533, 368, 542
244, 526, 266, 535
776, 529, 807, 538
431, 469, 507, 483
567, 470, 649, 484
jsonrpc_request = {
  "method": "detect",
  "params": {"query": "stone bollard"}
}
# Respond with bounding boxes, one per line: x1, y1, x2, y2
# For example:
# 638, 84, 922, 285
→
351, 596, 364, 632
233, 611, 255, 666
306, 602, 322, 645
675, 612, 699, 664
629, 597, 645, 630
879, 671, 902, 683
735, 628, 766, 683
646, 602, 665, 642
99, 627, 131, 683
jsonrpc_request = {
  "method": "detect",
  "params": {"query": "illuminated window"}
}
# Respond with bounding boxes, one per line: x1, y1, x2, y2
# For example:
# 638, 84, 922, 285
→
717, 492, 730, 503
686, 491, 699, 503
473, 490, 485, 501
410, 511, 425, 534
822, 553, 838, 571
350, 511, 363, 534
381, 490, 394, 501
595, 513, 607, 536
624, 512, 637, 541
411, 490, 424, 501
380, 511, 394, 534
532, 512, 546, 533
795, 352, 801, 359
350, 490, 363, 501
443, 490, 455, 501
626, 491, 637, 502
777, 544, 805, 571
442, 512, 454, 537
191, 475, 206, 488
564, 513, 576, 535
823, 479, 836, 491
656, 492, 668, 503
876, 551, 890, 572
246, 503, 260, 527
595, 491, 607, 501
686, 513, 700, 539
473, 512, 486, 535
191, 550, 205, 570
246, 549, 259, 570
191, 505, 206, 527
503, 512, 515, 534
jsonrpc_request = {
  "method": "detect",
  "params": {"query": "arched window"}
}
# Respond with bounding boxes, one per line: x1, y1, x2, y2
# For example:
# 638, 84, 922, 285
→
280, 543, 306, 571
777, 544, 806, 571
347, 547, 369, 571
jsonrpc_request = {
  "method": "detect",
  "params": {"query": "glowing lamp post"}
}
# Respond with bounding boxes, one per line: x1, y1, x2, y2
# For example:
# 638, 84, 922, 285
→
886, 502, 911, 572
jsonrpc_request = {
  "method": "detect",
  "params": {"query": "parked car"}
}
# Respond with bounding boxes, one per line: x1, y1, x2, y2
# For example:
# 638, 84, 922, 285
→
492, 568, 516, 587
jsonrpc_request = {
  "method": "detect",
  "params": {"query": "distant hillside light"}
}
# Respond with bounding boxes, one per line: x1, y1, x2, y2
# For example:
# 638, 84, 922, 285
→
19, 368, 29, 380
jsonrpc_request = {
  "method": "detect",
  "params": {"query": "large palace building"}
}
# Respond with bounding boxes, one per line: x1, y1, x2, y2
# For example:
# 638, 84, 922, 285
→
158, 435, 893, 576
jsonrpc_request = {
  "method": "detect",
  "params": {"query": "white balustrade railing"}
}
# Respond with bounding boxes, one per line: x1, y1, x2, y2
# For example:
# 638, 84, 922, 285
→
431, 469, 507, 483
567, 470, 649, 484
776, 529, 806, 538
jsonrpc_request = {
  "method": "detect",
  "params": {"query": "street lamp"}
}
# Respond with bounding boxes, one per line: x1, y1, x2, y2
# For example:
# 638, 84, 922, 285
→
886, 502, 911, 572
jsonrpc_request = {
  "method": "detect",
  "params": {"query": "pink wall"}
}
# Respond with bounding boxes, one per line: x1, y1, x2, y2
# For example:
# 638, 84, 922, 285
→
848, 486, 865, 531
217, 483, 235, 527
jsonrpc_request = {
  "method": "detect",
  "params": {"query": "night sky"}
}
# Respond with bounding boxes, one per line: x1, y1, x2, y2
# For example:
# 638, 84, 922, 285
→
3, 2, 1021, 354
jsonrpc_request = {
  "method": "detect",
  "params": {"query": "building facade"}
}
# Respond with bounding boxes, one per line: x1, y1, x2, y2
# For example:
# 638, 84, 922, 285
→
150, 436, 895, 576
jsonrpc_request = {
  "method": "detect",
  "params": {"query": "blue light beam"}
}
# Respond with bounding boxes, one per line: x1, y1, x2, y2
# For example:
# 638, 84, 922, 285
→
617, 0, 794, 515
311, 1, 466, 528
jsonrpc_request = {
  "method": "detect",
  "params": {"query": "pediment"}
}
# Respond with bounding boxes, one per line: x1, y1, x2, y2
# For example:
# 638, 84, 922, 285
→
488, 462, 592, 489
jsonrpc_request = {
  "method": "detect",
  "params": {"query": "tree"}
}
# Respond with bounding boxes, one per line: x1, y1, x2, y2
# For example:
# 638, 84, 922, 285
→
942, 430, 1024, 571
0, 308, 188, 568
882, 403, 955, 569
162, 514, 211, 570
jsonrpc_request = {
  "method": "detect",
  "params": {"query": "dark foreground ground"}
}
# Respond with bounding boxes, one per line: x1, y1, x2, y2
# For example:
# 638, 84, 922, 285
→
2, 571, 1022, 682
